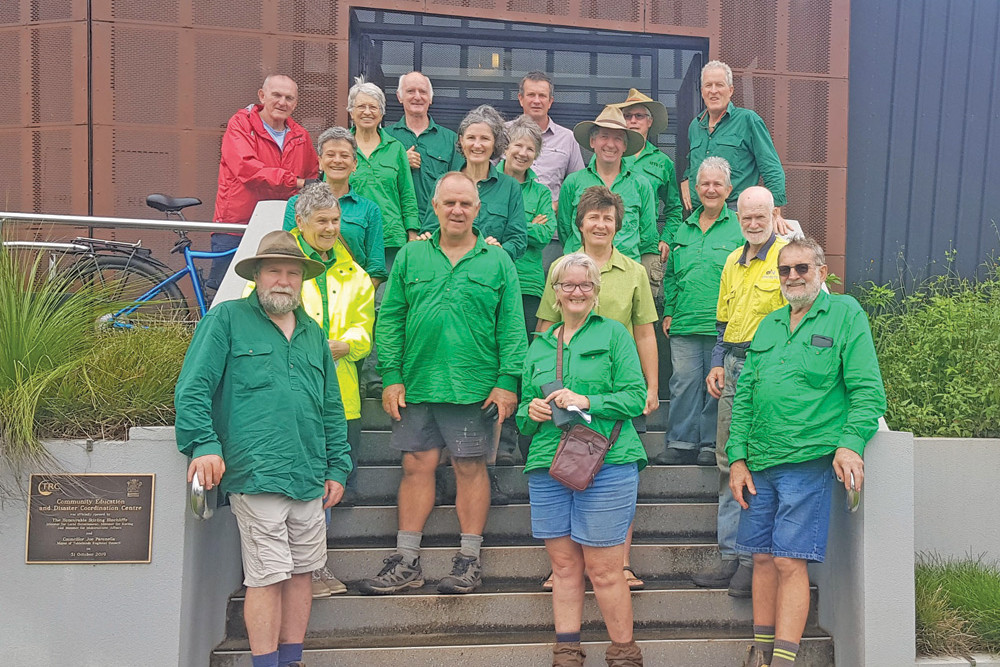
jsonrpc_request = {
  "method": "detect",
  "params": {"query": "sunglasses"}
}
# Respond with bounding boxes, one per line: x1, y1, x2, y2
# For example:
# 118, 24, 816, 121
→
777, 263, 815, 277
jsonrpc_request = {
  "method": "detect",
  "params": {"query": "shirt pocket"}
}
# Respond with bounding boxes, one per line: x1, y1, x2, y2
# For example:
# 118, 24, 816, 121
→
800, 343, 840, 389
231, 342, 274, 390
462, 271, 502, 314
572, 346, 612, 394
476, 200, 510, 239
712, 135, 746, 159
529, 358, 557, 391
422, 149, 452, 178
403, 267, 444, 297
753, 280, 783, 315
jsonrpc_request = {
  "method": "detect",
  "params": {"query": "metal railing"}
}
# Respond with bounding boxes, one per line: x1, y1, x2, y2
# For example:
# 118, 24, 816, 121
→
0, 211, 248, 234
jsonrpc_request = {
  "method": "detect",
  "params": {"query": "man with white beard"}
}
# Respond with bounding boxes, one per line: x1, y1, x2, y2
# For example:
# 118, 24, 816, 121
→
175, 230, 352, 667
726, 237, 886, 667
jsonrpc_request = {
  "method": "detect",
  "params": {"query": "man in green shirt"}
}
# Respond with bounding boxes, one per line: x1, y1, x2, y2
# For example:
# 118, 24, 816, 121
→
385, 71, 460, 222
360, 172, 527, 596
727, 238, 886, 667
175, 230, 352, 667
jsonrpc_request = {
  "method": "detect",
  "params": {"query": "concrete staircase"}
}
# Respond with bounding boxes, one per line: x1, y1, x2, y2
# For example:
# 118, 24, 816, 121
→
210, 400, 835, 666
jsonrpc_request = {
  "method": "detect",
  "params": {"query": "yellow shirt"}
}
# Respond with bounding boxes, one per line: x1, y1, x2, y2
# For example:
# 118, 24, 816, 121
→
716, 235, 788, 344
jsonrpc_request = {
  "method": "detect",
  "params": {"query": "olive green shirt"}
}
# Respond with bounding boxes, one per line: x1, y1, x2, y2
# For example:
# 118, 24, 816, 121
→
557, 156, 658, 261
726, 291, 887, 470
498, 161, 556, 298
385, 114, 460, 222
625, 141, 685, 244
375, 229, 528, 403
517, 312, 648, 473
662, 206, 745, 336
174, 292, 352, 500
684, 102, 787, 207
349, 128, 420, 249
536, 248, 658, 334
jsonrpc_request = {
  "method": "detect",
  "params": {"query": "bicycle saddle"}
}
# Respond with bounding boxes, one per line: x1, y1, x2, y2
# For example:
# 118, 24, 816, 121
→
146, 193, 202, 213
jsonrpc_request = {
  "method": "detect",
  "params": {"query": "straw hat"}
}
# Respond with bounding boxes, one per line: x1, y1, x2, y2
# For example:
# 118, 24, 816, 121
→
611, 88, 669, 136
572, 106, 646, 157
234, 230, 326, 281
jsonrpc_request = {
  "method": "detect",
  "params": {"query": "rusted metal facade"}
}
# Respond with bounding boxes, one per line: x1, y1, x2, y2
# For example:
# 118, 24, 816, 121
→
1, 0, 849, 277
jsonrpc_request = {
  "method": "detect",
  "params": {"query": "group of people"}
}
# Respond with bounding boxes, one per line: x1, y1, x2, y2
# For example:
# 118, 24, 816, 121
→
174, 60, 887, 667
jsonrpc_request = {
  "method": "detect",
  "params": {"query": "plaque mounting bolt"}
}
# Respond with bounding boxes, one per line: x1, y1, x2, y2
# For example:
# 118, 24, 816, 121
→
86, 439, 94, 452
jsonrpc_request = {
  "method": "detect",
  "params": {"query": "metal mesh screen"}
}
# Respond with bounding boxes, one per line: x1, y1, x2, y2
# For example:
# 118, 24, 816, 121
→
731, 74, 776, 136
0, 30, 22, 126
786, 78, 829, 164
506, 0, 571, 16
720, 0, 777, 70
111, 26, 179, 125
31, 0, 79, 22
277, 38, 343, 134
193, 32, 267, 128
111, 128, 182, 218
33, 25, 79, 124
788, 0, 833, 75
0, 130, 26, 211
429, 0, 498, 9
0, 3, 22, 25
580, 0, 640, 23
32, 128, 76, 213
784, 167, 830, 245
192, 0, 263, 30
276, 0, 339, 35
649, 0, 709, 28
110, 2, 181, 24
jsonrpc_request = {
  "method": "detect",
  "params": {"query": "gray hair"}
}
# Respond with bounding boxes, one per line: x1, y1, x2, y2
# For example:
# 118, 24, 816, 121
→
779, 237, 827, 267
346, 75, 386, 115
519, 71, 554, 97
549, 252, 601, 310
396, 71, 433, 102
506, 114, 543, 154
316, 126, 357, 155
457, 104, 507, 160
294, 182, 341, 221
701, 60, 734, 87
431, 171, 481, 205
697, 156, 732, 188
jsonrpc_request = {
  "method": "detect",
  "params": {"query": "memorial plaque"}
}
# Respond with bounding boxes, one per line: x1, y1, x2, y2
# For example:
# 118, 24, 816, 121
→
26, 473, 155, 564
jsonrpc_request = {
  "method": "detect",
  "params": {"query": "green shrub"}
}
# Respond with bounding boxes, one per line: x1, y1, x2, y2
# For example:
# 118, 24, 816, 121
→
916, 554, 1000, 655
858, 259, 1000, 437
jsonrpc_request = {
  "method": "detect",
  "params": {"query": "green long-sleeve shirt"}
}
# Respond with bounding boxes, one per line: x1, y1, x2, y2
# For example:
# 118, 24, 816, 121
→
662, 206, 744, 336
557, 157, 658, 261
174, 292, 352, 500
517, 312, 648, 473
375, 230, 527, 403
726, 291, 886, 471
625, 141, 685, 244
684, 102, 787, 207
349, 128, 420, 249
498, 161, 556, 298
420, 162, 527, 261
385, 115, 460, 222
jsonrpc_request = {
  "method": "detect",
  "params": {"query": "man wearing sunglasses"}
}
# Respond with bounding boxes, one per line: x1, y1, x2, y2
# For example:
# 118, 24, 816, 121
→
726, 237, 886, 667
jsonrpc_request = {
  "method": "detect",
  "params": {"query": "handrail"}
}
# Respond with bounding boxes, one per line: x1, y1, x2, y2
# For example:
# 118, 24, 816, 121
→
0, 210, 248, 234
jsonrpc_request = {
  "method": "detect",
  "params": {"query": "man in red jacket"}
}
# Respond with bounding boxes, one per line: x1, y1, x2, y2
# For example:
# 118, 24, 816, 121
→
208, 74, 319, 292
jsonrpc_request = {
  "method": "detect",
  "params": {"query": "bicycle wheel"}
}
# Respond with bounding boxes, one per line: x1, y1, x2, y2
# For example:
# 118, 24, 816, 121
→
63, 254, 191, 324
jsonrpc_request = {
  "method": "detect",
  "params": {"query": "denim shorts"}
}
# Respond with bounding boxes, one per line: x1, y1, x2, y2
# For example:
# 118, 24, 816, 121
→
736, 455, 834, 562
528, 462, 639, 548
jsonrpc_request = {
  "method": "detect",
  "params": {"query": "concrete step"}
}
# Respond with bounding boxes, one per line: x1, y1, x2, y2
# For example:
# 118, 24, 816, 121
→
327, 502, 717, 543
323, 542, 719, 584
223, 583, 821, 638
212, 633, 834, 666
346, 464, 719, 505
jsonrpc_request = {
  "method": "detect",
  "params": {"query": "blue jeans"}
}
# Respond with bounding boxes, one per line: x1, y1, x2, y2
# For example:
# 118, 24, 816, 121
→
716, 352, 751, 565
665, 334, 718, 454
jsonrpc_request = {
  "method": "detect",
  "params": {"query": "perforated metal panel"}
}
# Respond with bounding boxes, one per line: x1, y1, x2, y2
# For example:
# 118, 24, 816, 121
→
192, 0, 262, 30
276, 38, 344, 134
506, 0, 570, 16
193, 32, 266, 128
110, 2, 181, 24
111, 26, 179, 125
111, 129, 181, 218
731, 73, 776, 136
649, 0, 709, 29
788, 0, 833, 75
0, 30, 22, 126
784, 167, 830, 246
428, 0, 497, 9
0, 130, 26, 211
580, 0, 640, 24
32, 25, 79, 124
30, 0, 80, 22
720, 0, 777, 70
276, 0, 339, 35
32, 128, 75, 213
0, 3, 22, 25
786, 78, 829, 164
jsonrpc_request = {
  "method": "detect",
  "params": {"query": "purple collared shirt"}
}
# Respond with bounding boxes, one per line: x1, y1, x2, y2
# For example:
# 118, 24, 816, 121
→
513, 118, 585, 202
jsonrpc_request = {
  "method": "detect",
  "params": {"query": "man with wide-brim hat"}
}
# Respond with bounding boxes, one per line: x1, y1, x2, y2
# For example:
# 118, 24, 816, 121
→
556, 105, 656, 264
176, 228, 350, 667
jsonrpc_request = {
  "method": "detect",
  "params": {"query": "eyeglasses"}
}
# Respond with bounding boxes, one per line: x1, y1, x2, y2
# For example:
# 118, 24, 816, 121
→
777, 263, 815, 277
622, 112, 651, 121
554, 281, 595, 294
353, 104, 381, 113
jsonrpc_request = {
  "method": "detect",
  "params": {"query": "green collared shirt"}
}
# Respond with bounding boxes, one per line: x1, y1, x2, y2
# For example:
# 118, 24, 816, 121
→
375, 230, 527, 403
174, 292, 352, 501
625, 141, 685, 244
498, 161, 556, 298
684, 102, 787, 207
517, 312, 649, 473
536, 248, 658, 335
349, 128, 420, 249
556, 157, 658, 261
282, 187, 387, 280
420, 162, 527, 261
662, 206, 745, 336
385, 115, 460, 222
726, 291, 887, 470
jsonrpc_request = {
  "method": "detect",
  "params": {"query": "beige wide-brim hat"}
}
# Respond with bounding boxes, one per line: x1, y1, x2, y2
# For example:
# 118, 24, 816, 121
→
234, 230, 326, 281
573, 106, 646, 157
611, 88, 669, 136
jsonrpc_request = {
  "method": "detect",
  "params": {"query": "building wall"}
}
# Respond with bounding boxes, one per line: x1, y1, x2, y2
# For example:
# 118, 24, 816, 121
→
2, 0, 848, 276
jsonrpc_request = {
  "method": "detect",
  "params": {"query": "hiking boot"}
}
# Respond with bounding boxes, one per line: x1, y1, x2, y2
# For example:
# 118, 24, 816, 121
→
315, 564, 347, 595
436, 552, 482, 594
728, 562, 753, 598
490, 472, 510, 506
742, 644, 769, 667
310, 570, 332, 598
552, 642, 586, 666
691, 557, 739, 588
605, 640, 643, 666
696, 448, 718, 466
655, 447, 697, 465
357, 553, 423, 595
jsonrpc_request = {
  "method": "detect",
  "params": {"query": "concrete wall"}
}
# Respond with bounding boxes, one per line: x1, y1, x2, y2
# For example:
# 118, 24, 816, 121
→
0, 427, 241, 667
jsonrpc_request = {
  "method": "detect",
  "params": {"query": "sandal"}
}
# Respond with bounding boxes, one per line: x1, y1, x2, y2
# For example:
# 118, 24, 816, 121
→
623, 567, 645, 590
542, 571, 554, 591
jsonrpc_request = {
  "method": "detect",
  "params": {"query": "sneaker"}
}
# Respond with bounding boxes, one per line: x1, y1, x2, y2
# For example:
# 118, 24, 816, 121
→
728, 562, 753, 598
691, 557, 739, 587
315, 565, 347, 595
742, 644, 769, 667
490, 473, 510, 506
695, 448, 717, 466
311, 570, 332, 598
655, 447, 697, 465
436, 552, 482, 594
357, 553, 424, 595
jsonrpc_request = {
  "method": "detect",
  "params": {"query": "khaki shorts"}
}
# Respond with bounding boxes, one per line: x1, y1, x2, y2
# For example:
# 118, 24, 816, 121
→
229, 493, 327, 588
